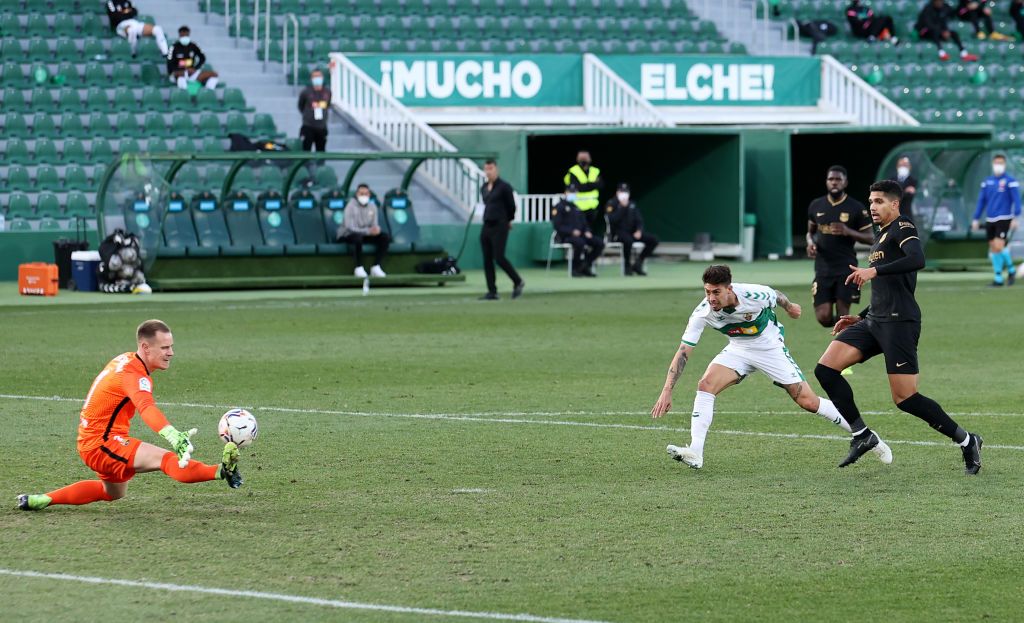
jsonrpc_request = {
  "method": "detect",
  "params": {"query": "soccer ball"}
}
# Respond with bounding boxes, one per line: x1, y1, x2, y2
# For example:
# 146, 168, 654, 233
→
218, 408, 258, 448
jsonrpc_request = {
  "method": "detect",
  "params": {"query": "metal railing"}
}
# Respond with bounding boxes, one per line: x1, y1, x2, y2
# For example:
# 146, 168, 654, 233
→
254, 0, 271, 70
517, 194, 561, 223
282, 13, 299, 93
582, 54, 673, 128
221, 0, 242, 48
329, 53, 487, 216
820, 55, 919, 126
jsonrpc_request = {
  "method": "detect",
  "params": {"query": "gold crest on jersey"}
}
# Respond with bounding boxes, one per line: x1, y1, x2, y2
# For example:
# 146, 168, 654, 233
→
839, 212, 849, 223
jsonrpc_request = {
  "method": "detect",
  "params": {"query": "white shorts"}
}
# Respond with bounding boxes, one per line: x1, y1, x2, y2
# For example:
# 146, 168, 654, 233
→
115, 19, 145, 39
711, 342, 806, 386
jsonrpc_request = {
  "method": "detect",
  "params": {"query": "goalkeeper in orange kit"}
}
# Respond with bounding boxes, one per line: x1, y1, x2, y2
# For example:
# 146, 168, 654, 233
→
17, 319, 242, 511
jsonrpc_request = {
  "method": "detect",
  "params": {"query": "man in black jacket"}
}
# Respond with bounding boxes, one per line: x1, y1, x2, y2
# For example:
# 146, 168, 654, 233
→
106, 0, 168, 57
845, 0, 899, 42
166, 26, 219, 91
916, 0, 979, 61
479, 159, 524, 300
297, 69, 331, 152
606, 182, 659, 276
895, 156, 918, 218
552, 182, 604, 278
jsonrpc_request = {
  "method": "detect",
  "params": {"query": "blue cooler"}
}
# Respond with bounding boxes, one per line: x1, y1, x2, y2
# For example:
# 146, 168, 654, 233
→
70, 250, 101, 291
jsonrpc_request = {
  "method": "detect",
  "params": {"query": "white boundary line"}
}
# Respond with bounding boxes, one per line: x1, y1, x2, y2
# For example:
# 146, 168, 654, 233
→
0, 569, 610, 623
3, 394, 1024, 451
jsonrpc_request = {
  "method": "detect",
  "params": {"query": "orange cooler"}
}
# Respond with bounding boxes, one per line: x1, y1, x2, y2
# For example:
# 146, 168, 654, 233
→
18, 263, 59, 296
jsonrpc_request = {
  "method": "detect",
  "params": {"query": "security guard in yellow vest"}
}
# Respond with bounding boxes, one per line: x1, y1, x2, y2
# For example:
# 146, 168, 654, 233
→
563, 150, 604, 232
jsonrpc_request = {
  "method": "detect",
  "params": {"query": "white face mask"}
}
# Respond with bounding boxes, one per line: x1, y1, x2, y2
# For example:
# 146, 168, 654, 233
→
897, 166, 910, 179
179, 36, 190, 46
566, 193, 577, 203
617, 192, 630, 204
993, 164, 1006, 176
356, 194, 370, 206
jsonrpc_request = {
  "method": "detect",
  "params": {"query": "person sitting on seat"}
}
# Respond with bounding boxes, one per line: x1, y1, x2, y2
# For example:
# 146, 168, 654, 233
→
845, 0, 899, 43
106, 0, 168, 57
916, 0, 979, 61
166, 26, 219, 91
551, 182, 604, 278
337, 184, 389, 278
606, 182, 659, 276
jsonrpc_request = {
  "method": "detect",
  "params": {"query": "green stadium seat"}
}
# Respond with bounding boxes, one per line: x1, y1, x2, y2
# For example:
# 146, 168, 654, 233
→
141, 88, 164, 111
223, 87, 251, 112
8, 218, 34, 231
64, 165, 90, 191
173, 166, 203, 192
225, 191, 282, 255
260, 166, 283, 192
88, 112, 114, 137
26, 37, 50, 61
198, 112, 222, 135
111, 86, 135, 112
191, 191, 241, 255
53, 13, 77, 36
141, 64, 163, 85
1, 61, 24, 86
6, 165, 32, 191
290, 189, 328, 245
81, 86, 109, 111
168, 111, 193, 136
225, 112, 249, 135
65, 191, 93, 218
251, 113, 276, 137
5, 193, 33, 217
34, 138, 59, 164
3, 113, 30, 138
55, 37, 78, 59
27, 14, 49, 36
380, 188, 423, 251
36, 165, 61, 191
318, 188, 346, 248
91, 138, 114, 164
173, 137, 196, 152
160, 193, 203, 256
83, 62, 106, 85
115, 111, 141, 135
201, 137, 224, 152
193, 88, 217, 111
81, 37, 105, 58
32, 112, 58, 137
314, 166, 338, 188
2, 86, 26, 112
259, 191, 315, 254
35, 193, 61, 217
38, 216, 63, 231
145, 112, 170, 138
146, 137, 169, 153
3, 138, 31, 164
168, 88, 192, 110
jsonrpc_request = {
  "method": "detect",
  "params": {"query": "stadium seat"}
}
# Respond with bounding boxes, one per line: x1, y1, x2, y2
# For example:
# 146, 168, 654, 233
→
317, 188, 348, 253
88, 112, 114, 137
6, 165, 32, 191
5, 192, 34, 217
259, 191, 315, 254
159, 192, 205, 257
290, 189, 329, 246
64, 165, 90, 191
64, 191, 93, 218
90, 138, 114, 164
190, 191, 243, 255
33, 138, 59, 164
3, 138, 31, 164
3, 113, 30, 138
223, 191, 281, 255
32, 112, 58, 137
121, 193, 163, 252
35, 193, 61, 217
36, 165, 61, 191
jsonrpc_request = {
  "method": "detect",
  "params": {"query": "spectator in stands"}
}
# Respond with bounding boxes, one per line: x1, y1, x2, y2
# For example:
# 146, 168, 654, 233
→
337, 184, 389, 278
895, 156, 918, 217
563, 150, 604, 233
297, 69, 331, 152
916, 0, 979, 61
479, 159, 524, 300
605, 183, 659, 276
1012, 0, 1024, 40
552, 182, 604, 278
166, 26, 219, 91
957, 0, 1011, 39
845, 0, 899, 43
106, 0, 169, 57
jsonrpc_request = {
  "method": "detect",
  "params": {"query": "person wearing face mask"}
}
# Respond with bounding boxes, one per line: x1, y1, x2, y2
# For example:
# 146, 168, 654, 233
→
166, 26, 219, 91
337, 183, 389, 278
806, 165, 874, 327
972, 154, 1020, 287
552, 182, 604, 277
298, 69, 331, 152
895, 156, 918, 218
563, 150, 604, 233
605, 182, 659, 276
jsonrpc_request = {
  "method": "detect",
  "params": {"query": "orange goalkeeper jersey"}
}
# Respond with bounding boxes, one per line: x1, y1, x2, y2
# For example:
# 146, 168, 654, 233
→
77, 352, 169, 452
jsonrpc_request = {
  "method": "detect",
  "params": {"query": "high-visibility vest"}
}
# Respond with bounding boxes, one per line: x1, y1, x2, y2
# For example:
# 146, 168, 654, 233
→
563, 165, 601, 212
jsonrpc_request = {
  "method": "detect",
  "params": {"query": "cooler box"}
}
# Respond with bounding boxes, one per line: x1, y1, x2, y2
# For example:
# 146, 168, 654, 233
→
70, 250, 101, 291
18, 263, 59, 296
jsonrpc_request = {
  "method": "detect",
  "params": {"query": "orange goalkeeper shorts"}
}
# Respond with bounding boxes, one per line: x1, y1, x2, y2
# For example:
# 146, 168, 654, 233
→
80, 436, 141, 483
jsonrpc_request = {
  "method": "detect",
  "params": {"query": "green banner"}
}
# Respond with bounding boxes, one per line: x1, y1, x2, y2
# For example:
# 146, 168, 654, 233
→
348, 54, 582, 106
599, 55, 821, 107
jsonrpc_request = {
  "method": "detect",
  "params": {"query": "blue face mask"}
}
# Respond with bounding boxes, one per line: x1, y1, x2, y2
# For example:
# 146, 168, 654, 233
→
179, 36, 190, 46
312, 77, 324, 87
566, 193, 577, 202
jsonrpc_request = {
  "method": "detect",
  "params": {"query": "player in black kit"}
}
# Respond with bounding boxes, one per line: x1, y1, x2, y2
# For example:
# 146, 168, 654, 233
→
813, 180, 983, 475
806, 166, 875, 327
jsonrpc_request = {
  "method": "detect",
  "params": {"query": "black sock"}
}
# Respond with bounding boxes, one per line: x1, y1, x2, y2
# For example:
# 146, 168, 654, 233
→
814, 363, 868, 433
896, 393, 968, 443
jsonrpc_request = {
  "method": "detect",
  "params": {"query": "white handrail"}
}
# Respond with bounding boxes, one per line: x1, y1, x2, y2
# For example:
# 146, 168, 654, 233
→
582, 54, 673, 128
223, 0, 241, 48
329, 52, 487, 216
820, 55, 919, 126
254, 0, 270, 70
517, 194, 562, 223
282, 13, 299, 93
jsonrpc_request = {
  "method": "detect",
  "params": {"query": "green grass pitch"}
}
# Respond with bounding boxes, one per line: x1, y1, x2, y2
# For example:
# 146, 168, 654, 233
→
2, 263, 1024, 622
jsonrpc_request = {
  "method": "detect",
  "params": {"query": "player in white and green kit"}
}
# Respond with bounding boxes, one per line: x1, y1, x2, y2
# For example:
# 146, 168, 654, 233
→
650, 265, 892, 469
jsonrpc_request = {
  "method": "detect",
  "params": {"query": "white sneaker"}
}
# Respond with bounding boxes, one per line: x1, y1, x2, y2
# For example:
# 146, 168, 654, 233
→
354, 266, 368, 278
667, 444, 703, 469
871, 436, 894, 464
370, 264, 387, 278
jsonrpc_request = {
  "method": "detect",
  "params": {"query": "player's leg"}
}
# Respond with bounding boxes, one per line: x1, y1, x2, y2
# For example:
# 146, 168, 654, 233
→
880, 324, 983, 474
667, 357, 747, 469
812, 276, 837, 327
17, 440, 139, 510
140, 22, 169, 55
135, 440, 243, 487
987, 225, 1005, 285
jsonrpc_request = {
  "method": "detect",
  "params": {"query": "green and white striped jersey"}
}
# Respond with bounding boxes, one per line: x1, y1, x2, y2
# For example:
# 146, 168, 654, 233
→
681, 283, 784, 348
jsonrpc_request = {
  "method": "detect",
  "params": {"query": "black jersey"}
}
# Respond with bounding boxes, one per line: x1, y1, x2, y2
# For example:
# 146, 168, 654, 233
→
809, 194, 872, 276
166, 42, 206, 75
106, 0, 137, 29
865, 216, 924, 322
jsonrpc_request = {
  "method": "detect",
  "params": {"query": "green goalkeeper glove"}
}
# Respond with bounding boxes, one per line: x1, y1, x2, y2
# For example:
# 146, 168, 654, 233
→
159, 425, 198, 467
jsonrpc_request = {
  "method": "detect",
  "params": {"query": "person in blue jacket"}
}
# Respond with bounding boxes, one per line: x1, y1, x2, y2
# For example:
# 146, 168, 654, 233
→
972, 154, 1021, 286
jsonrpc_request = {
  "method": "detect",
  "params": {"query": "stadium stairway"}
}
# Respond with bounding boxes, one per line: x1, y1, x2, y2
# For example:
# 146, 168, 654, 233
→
135, 0, 470, 224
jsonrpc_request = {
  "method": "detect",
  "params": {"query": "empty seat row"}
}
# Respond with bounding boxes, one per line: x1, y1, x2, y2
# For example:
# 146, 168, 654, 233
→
0, 36, 154, 62
1, 137, 230, 165
1, 111, 280, 140
1, 61, 171, 88
206, 0, 695, 19
0, 12, 133, 38
4, 164, 94, 192
0, 86, 249, 114
3, 191, 93, 218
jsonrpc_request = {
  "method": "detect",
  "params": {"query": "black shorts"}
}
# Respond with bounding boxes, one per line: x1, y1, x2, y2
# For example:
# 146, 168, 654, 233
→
985, 220, 1011, 241
834, 317, 920, 374
812, 274, 861, 306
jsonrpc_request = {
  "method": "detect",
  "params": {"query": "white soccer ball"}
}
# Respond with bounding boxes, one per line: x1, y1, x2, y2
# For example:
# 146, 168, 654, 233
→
218, 408, 258, 448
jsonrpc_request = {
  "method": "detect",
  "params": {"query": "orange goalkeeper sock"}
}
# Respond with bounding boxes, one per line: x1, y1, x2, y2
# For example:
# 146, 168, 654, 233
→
46, 480, 114, 505
160, 452, 218, 483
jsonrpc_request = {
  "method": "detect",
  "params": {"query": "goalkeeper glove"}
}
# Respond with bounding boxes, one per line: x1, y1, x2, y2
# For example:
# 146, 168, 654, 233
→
159, 425, 198, 467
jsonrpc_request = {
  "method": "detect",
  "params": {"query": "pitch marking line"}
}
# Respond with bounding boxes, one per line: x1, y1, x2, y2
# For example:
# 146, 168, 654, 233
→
3, 394, 1024, 451
0, 569, 609, 623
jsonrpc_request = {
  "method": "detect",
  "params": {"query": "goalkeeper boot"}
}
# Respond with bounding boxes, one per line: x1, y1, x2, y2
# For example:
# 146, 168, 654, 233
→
220, 442, 243, 489
667, 444, 703, 469
16, 494, 51, 511
961, 433, 983, 476
839, 431, 880, 467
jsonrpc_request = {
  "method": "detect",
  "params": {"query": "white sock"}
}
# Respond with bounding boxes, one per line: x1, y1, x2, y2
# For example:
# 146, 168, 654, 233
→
176, 75, 188, 89
689, 391, 715, 455
205, 77, 219, 90
959, 433, 972, 447
152, 25, 169, 56
816, 397, 851, 433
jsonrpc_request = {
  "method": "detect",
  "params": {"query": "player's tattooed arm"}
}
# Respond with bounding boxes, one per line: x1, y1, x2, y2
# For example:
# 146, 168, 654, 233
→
665, 345, 691, 390
775, 290, 802, 319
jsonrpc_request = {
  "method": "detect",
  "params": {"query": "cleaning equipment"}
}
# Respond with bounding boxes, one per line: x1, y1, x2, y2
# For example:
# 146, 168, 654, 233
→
18, 263, 59, 296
